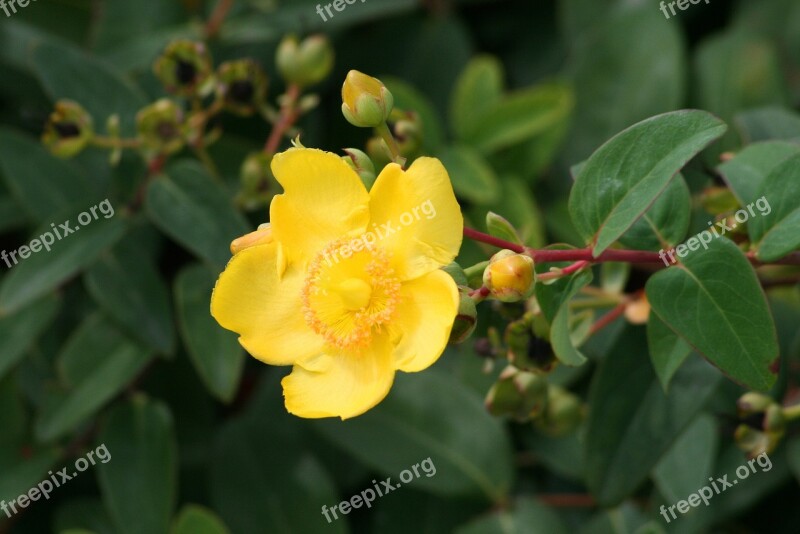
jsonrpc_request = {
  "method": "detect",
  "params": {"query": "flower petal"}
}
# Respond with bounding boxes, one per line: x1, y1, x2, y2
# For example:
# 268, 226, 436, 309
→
368, 157, 463, 280
390, 269, 459, 372
211, 242, 324, 365
271, 148, 370, 265
282, 334, 395, 419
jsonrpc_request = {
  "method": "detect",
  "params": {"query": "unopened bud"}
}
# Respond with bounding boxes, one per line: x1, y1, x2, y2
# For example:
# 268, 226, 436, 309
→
238, 152, 274, 211
485, 366, 548, 421
42, 100, 94, 158
624, 295, 650, 324
535, 386, 583, 436
342, 148, 376, 189
483, 250, 535, 302
734, 424, 783, 459
449, 288, 478, 345
341, 70, 394, 128
276, 34, 334, 87
737, 392, 774, 418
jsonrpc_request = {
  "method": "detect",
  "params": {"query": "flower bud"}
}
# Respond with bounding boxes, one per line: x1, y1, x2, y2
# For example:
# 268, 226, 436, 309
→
342, 148, 376, 189
483, 250, 535, 302
535, 386, 583, 436
217, 59, 268, 116
230, 224, 273, 255
154, 40, 214, 97
449, 288, 478, 345
341, 70, 394, 128
276, 34, 334, 87
442, 262, 469, 287
485, 366, 548, 421
505, 313, 556, 372
624, 294, 650, 325
136, 99, 185, 155
737, 392, 773, 418
42, 100, 94, 158
390, 110, 422, 157
734, 424, 783, 459
238, 152, 274, 211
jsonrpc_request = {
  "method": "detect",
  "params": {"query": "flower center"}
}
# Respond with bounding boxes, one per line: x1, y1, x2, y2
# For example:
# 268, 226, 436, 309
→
302, 237, 401, 351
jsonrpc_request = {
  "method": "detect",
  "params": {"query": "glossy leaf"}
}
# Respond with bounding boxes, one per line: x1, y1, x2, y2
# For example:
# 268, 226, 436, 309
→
646, 238, 779, 391
717, 140, 800, 206
569, 110, 727, 256
618, 174, 691, 251
646, 313, 692, 392
0, 294, 60, 380
748, 154, 800, 261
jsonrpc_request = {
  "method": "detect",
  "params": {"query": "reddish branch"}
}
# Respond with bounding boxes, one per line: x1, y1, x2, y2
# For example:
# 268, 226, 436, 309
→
205, 0, 235, 38
264, 84, 302, 154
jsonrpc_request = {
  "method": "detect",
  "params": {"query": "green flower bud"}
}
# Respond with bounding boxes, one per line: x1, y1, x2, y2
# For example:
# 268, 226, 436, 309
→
154, 40, 214, 97
535, 386, 583, 436
276, 34, 334, 87
505, 313, 556, 372
734, 424, 783, 459
237, 151, 274, 211
136, 99, 185, 155
737, 392, 774, 418
442, 262, 469, 287
342, 148, 376, 189
449, 288, 478, 345
341, 70, 394, 128
390, 110, 422, 157
217, 59, 268, 116
483, 250, 535, 302
485, 366, 548, 421
42, 100, 94, 158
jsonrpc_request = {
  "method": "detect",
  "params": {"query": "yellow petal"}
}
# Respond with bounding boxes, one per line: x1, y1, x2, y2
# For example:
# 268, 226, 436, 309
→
368, 157, 463, 280
282, 334, 394, 419
390, 269, 459, 372
270, 148, 370, 265
211, 242, 324, 365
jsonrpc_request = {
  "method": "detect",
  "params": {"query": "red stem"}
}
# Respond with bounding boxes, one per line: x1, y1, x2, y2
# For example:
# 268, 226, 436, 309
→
589, 301, 627, 335
537, 494, 596, 508
264, 84, 301, 154
205, 0, 234, 38
464, 227, 800, 267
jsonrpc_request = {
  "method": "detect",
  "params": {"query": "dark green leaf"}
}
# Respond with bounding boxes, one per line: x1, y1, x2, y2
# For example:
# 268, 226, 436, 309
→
646, 313, 692, 392
174, 264, 244, 403
145, 160, 249, 269
450, 55, 504, 140
171, 505, 230, 534
585, 327, 721, 506
652, 414, 718, 503
314, 370, 514, 502
97, 396, 177, 534
646, 238, 779, 391
35, 314, 152, 442
456, 499, 568, 534
717, 140, 800, 206
618, 175, 691, 251
735, 107, 800, 143
0, 294, 60, 380
748, 154, 800, 261
549, 271, 592, 366
569, 110, 727, 256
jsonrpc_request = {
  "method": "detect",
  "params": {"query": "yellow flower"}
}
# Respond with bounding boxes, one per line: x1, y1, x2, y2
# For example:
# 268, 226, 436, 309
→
211, 148, 463, 419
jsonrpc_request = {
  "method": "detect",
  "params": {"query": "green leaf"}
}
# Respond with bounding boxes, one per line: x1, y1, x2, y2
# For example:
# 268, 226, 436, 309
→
748, 154, 800, 261
646, 313, 692, 392
717, 140, 800, 206
211, 415, 345, 534
35, 314, 152, 442
85, 239, 175, 355
171, 505, 230, 534
314, 370, 513, 502
32, 41, 147, 135
585, 327, 721, 506
0, 448, 60, 504
473, 178, 546, 249
618, 174, 691, 251
549, 271, 593, 366
465, 82, 573, 154
174, 264, 244, 403
652, 414, 718, 504
735, 107, 800, 143
646, 238, 779, 391
438, 145, 500, 205
145, 160, 249, 269
0, 128, 92, 222
569, 110, 727, 256
0, 294, 60, 380
456, 499, 568, 534
97, 396, 177, 534
53, 498, 116, 534
0, 195, 27, 232
382, 77, 445, 152
0, 209, 127, 315
450, 55, 504, 140
485, 212, 522, 246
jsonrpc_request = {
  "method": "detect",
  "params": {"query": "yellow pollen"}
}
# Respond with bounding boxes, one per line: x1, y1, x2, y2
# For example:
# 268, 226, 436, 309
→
301, 237, 402, 351
338, 278, 372, 310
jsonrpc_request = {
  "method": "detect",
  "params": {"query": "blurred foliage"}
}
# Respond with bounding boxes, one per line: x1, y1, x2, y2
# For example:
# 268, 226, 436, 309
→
0, 0, 800, 533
